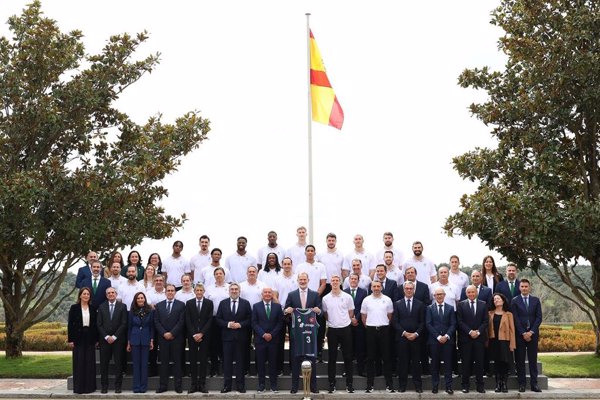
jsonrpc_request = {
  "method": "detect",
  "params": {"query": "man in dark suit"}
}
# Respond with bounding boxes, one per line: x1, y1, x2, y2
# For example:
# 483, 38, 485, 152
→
185, 284, 213, 394
81, 260, 111, 307
344, 272, 367, 376
393, 281, 424, 393
96, 286, 128, 393
284, 272, 322, 394
216, 282, 252, 393
426, 288, 457, 394
75, 251, 98, 288
495, 262, 521, 305
371, 264, 400, 301
252, 286, 284, 393
460, 270, 493, 307
457, 285, 489, 394
511, 278, 542, 393
154, 284, 186, 393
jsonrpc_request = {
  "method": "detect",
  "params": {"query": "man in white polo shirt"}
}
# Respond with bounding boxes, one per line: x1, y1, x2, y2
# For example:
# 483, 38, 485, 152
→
117, 265, 148, 310
322, 275, 355, 394
257, 231, 285, 270
344, 234, 376, 279
342, 259, 372, 291
429, 266, 460, 309
162, 240, 191, 290
402, 241, 437, 286
317, 232, 346, 287
225, 236, 257, 283
376, 232, 405, 266
190, 235, 211, 283
286, 226, 308, 268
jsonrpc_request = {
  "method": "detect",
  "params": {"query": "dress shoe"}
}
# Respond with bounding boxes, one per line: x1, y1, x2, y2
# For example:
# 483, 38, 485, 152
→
220, 387, 231, 393
416, 387, 423, 393
531, 385, 542, 392
519, 385, 526, 393
398, 387, 406, 393
461, 388, 469, 393
311, 390, 319, 394
290, 389, 298, 394
238, 388, 246, 393
101, 387, 108, 394
175, 388, 183, 394
199, 387, 208, 393
115, 387, 121, 394
432, 387, 438, 393
477, 388, 486, 393
446, 389, 454, 394
155, 388, 167, 393
188, 388, 197, 394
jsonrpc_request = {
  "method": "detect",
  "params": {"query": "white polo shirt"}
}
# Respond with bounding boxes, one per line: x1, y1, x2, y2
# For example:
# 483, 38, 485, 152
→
273, 273, 298, 306
204, 283, 230, 315
342, 274, 372, 291
376, 246, 405, 266
295, 261, 327, 292
117, 280, 147, 310
225, 252, 257, 283
286, 243, 307, 269
322, 291, 354, 328
361, 294, 393, 327
402, 256, 436, 286
449, 269, 469, 290
257, 245, 286, 269
175, 289, 195, 303
190, 252, 211, 283
257, 268, 281, 289
429, 281, 460, 308
317, 249, 345, 283
239, 279, 268, 307
343, 249, 376, 275
162, 255, 191, 286
147, 289, 166, 305
198, 264, 231, 286
108, 275, 127, 293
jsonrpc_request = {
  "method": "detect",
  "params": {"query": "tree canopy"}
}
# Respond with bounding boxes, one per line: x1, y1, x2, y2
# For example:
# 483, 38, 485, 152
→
0, 1, 210, 357
445, 0, 600, 354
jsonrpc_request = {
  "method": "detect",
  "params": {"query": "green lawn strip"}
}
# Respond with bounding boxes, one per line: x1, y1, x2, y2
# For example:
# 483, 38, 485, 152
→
539, 354, 600, 378
0, 354, 71, 378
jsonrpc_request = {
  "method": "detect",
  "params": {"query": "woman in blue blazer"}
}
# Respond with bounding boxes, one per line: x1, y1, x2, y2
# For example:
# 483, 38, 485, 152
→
127, 292, 154, 393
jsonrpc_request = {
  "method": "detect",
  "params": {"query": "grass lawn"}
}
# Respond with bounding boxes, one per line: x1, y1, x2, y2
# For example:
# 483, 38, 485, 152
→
539, 353, 600, 378
0, 354, 71, 378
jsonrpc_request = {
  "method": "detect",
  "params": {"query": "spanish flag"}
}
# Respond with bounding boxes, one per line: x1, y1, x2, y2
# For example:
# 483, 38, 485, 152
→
309, 30, 344, 130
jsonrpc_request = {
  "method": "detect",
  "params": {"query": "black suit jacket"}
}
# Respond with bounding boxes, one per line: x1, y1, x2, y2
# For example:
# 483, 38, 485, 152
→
369, 278, 400, 302
185, 297, 214, 338
75, 264, 92, 289
392, 297, 425, 341
154, 299, 186, 342
251, 301, 284, 344
511, 295, 542, 337
344, 286, 367, 325
81, 276, 111, 307
425, 302, 456, 345
215, 297, 252, 342
68, 303, 98, 344
285, 288, 322, 310
400, 280, 431, 306
97, 300, 128, 342
456, 298, 488, 343
460, 285, 493, 309
495, 279, 521, 304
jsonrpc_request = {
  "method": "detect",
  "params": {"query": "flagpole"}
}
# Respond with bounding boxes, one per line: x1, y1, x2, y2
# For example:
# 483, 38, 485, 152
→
306, 12, 314, 245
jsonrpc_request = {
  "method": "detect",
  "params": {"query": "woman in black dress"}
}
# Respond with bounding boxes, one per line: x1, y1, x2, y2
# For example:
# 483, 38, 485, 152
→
68, 287, 98, 394
488, 293, 516, 393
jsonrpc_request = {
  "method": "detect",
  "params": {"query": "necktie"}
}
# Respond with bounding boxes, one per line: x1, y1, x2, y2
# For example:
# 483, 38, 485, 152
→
510, 282, 515, 296
197, 300, 202, 313
439, 304, 444, 318
266, 303, 271, 319
351, 289, 356, 300
407, 299, 411, 313
232, 300, 237, 315
301, 291, 307, 309
93, 278, 97, 294
470, 300, 475, 316
382, 280, 386, 291
109, 303, 114, 319
524, 297, 529, 310
167, 301, 172, 315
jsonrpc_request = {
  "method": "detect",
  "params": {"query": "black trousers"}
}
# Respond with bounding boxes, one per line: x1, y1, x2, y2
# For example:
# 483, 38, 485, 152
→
350, 323, 366, 374
99, 340, 123, 389
327, 325, 353, 386
157, 337, 183, 391
396, 336, 422, 390
365, 326, 392, 387
209, 323, 223, 374
256, 339, 279, 390
515, 337, 539, 387
430, 341, 454, 390
461, 339, 485, 389
222, 338, 247, 390
188, 335, 209, 389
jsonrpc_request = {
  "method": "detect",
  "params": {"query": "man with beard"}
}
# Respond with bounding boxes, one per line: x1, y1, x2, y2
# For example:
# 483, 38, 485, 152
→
190, 235, 211, 284
381, 250, 404, 285
495, 262, 521, 305
117, 265, 148, 311
402, 241, 437, 286
317, 232, 346, 286
226, 236, 257, 283
257, 231, 285, 270
81, 260, 111, 307
76, 251, 98, 288
107, 261, 127, 293
376, 232, 405, 267
342, 259, 372, 291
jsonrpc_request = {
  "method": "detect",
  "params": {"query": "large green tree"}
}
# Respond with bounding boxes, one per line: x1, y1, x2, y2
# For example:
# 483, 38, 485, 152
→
445, 0, 600, 355
0, 2, 210, 357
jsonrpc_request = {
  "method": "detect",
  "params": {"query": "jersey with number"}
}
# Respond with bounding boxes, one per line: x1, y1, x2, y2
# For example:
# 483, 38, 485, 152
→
291, 309, 319, 357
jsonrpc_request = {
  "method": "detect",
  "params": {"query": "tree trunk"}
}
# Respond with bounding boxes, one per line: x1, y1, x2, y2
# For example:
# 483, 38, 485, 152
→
4, 306, 24, 358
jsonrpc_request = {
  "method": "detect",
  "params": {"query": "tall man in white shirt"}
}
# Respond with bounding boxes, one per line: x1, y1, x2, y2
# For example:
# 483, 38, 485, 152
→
107, 261, 127, 293
376, 232, 405, 266
317, 232, 346, 286
225, 236, 257, 283
190, 235, 211, 283
402, 241, 437, 285
257, 231, 285, 270
162, 241, 191, 290
344, 234, 376, 279
286, 226, 308, 268
342, 259, 372, 291
117, 265, 147, 311
322, 275, 355, 393
382, 250, 404, 285
448, 255, 469, 291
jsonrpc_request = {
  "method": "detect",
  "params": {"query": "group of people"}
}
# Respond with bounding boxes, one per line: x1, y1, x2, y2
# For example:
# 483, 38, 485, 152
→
67, 228, 543, 394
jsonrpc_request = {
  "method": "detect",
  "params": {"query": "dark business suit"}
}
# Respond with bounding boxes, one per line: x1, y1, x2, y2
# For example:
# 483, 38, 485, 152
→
370, 277, 400, 302
426, 302, 456, 391
68, 303, 97, 394
495, 279, 521, 305
457, 298, 489, 391
344, 286, 367, 375
96, 300, 128, 391
154, 299, 186, 392
128, 309, 154, 393
252, 301, 284, 391
81, 276, 111, 307
216, 297, 252, 392
511, 295, 542, 389
75, 264, 92, 289
185, 297, 213, 392
400, 280, 431, 373
460, 285, 493, 309
393, 297, 424, 391
285, 288, 322, 392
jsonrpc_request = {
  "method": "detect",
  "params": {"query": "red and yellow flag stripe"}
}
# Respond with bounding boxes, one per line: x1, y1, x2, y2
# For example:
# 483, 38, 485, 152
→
310, 30, 344, 130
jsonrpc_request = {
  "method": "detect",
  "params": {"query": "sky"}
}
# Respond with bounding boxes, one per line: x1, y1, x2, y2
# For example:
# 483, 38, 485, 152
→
2, 1, 509, 268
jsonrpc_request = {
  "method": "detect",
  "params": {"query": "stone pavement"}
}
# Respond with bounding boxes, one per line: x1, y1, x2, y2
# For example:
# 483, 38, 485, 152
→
0, 378, 598, 399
